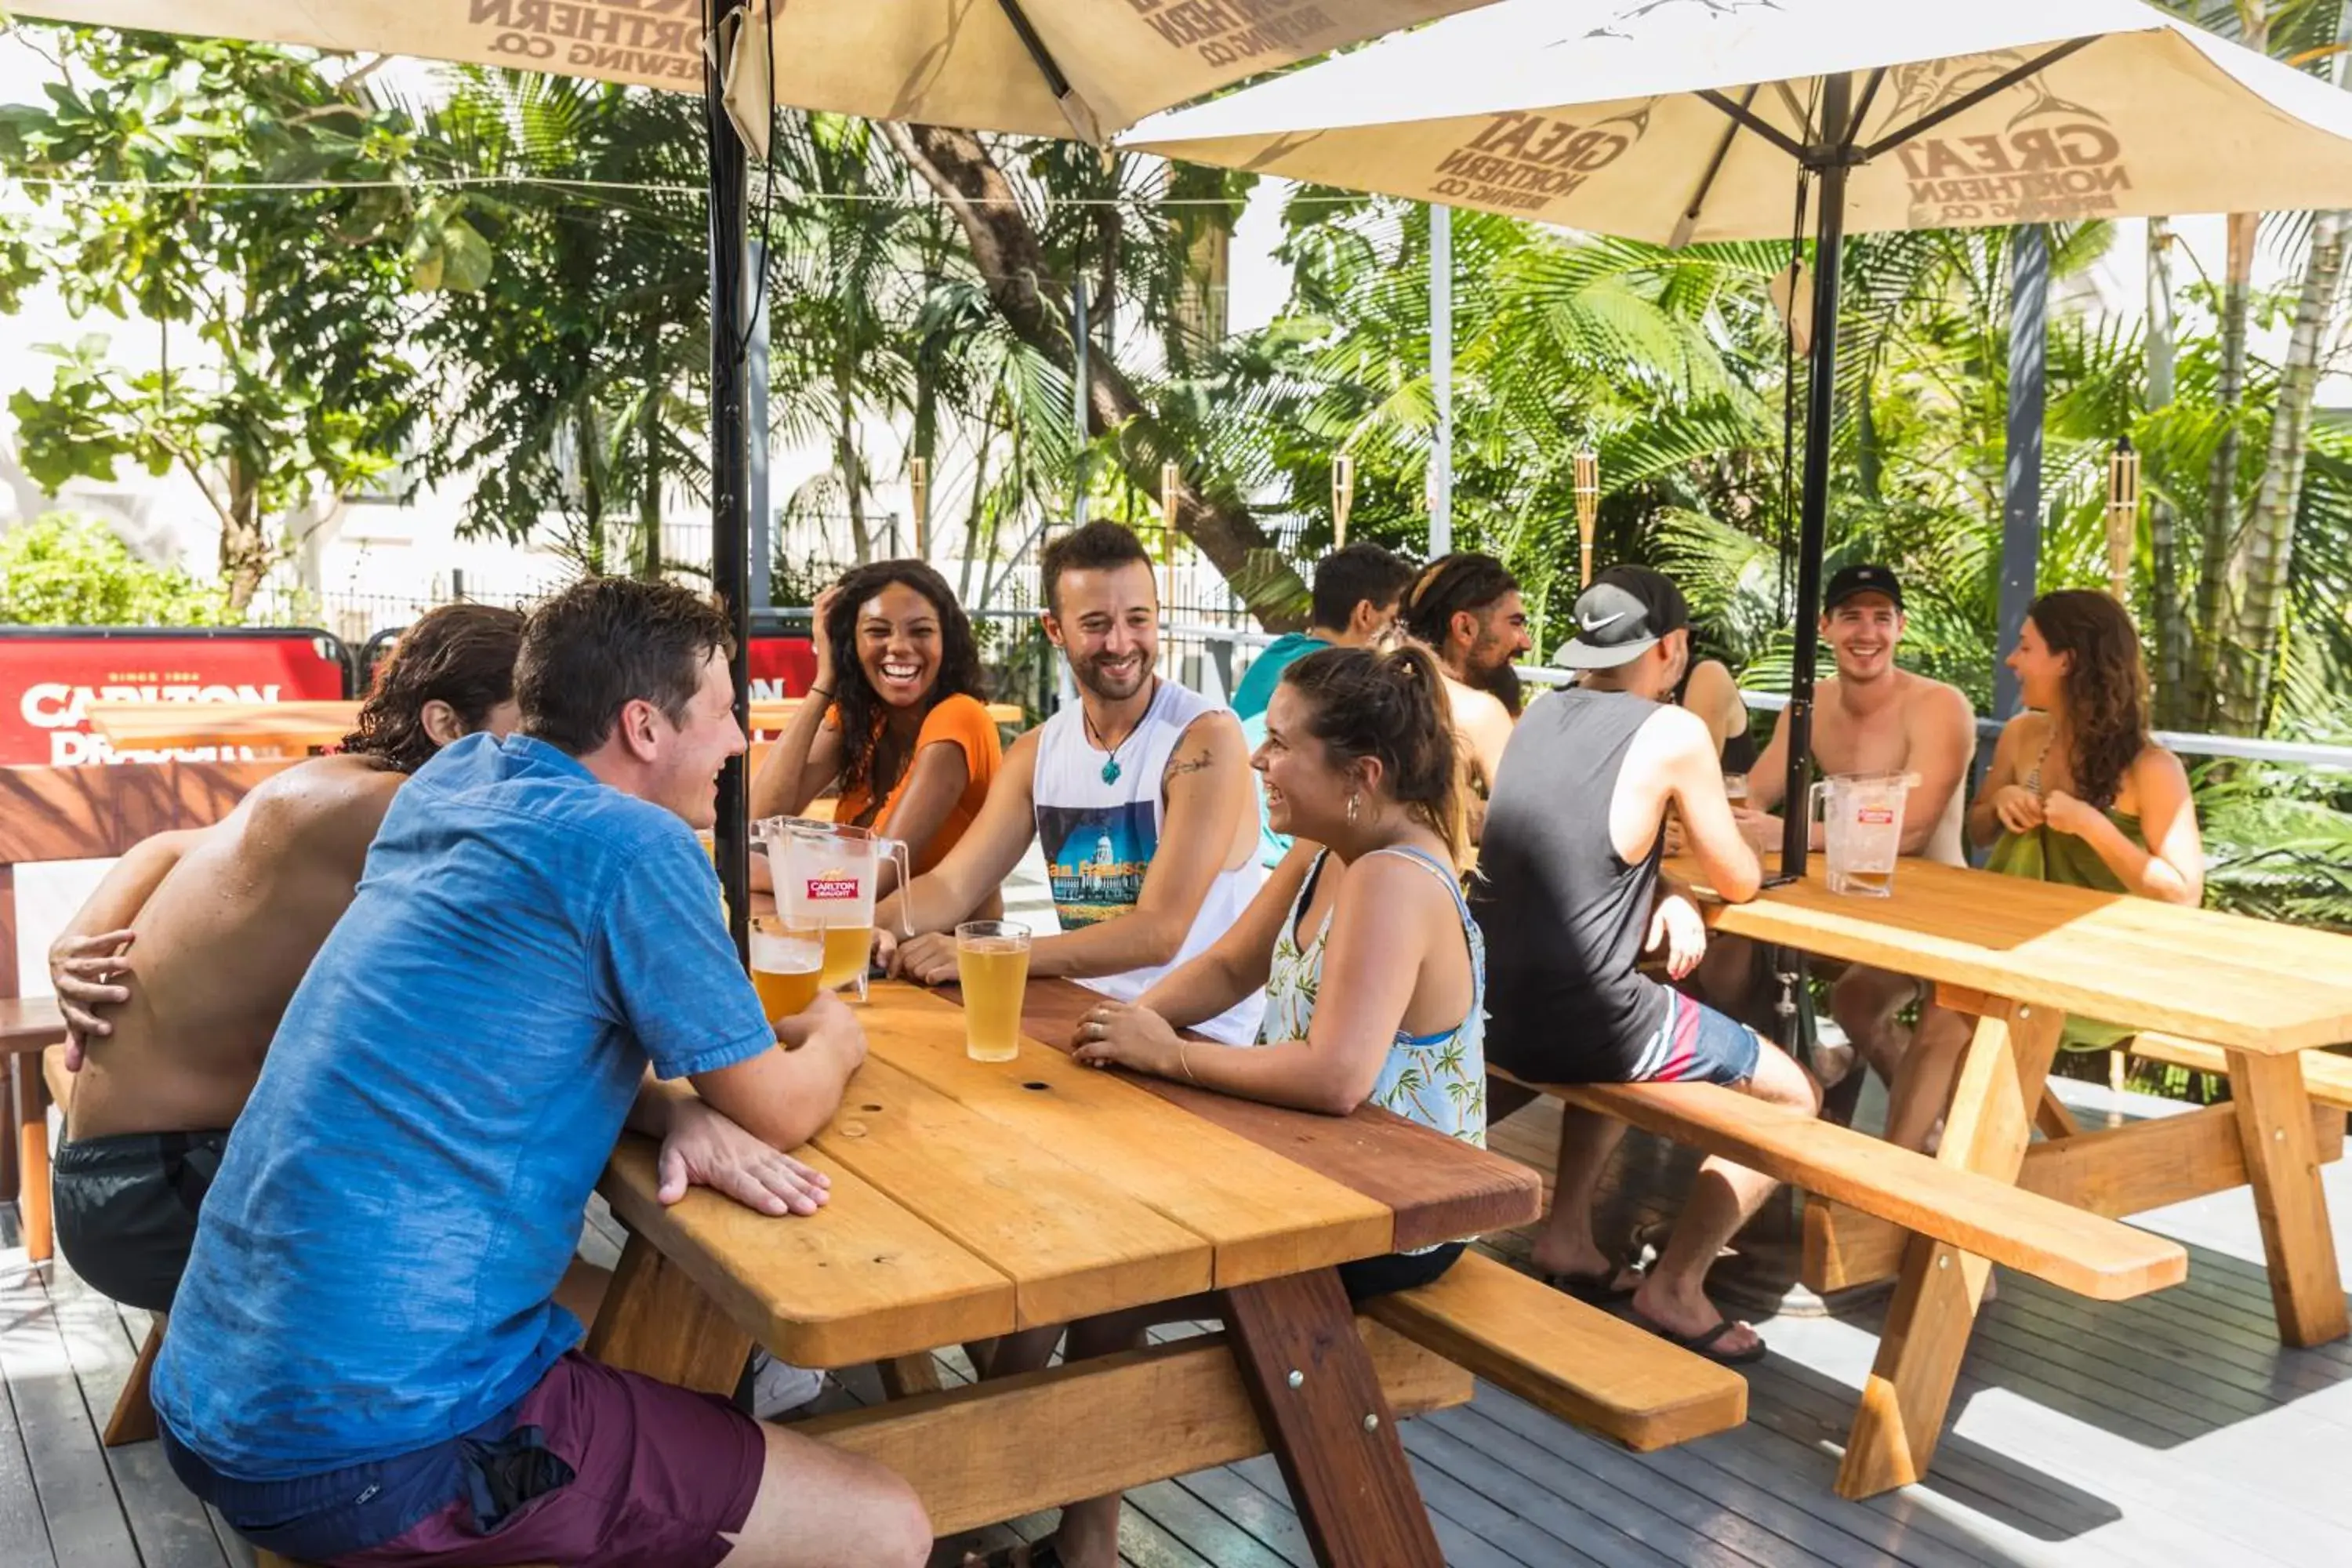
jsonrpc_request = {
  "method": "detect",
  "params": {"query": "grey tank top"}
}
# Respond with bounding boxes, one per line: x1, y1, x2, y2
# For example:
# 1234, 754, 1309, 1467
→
1470, 686, 1671, 1080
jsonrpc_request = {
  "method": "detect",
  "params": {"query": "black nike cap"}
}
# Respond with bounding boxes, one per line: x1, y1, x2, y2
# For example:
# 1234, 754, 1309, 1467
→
1825, 563, 1904, 613
1556, 565, 1690, 670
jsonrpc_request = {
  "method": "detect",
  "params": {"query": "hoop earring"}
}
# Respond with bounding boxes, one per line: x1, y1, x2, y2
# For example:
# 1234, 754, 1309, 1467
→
1347, 791, 1361, 825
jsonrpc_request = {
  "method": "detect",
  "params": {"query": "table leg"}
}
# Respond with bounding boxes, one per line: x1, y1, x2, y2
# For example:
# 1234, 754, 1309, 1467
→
1837, 993, 2061, 1499
1220, 1269, 1442, 1568
585, 1232, 753, 1396
2227, 1048, 2350, 1348
13, 1054, 50, 1262
877, 1353, 944, 1399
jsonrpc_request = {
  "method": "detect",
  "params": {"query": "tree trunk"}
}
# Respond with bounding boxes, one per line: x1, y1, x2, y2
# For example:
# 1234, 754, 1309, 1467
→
2191, 211, 2256, 724
2216, 207, 2347, 731
837, 352, 873, 564
2144, 217, 2189, 727
220, 452, 267, 612
637, 367, 663, 581
883, 121, 1307, 630
577, 404, 608, 575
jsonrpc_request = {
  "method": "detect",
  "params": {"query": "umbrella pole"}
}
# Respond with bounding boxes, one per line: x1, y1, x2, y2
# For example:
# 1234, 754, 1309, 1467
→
707, 0, 754, 961
1774, 71, 1852, 887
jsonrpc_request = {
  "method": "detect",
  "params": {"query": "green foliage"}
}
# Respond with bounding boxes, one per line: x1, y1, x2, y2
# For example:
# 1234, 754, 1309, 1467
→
0, 514, 230, 626
0, 26, 425, 604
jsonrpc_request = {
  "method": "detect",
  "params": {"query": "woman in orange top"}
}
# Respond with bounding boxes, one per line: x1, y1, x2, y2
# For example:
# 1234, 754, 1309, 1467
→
750, 561, 1001, 884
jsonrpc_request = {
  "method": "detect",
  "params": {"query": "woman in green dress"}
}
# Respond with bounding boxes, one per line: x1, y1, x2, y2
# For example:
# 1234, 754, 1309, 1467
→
1967, 590, 2204, 1050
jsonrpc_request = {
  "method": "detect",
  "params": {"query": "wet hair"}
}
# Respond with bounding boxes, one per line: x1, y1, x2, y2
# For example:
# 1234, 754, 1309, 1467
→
517, 577, 735, 757
1040, 520, 1155, 616
2028, 589, 2150, 811
341, 603, 524, 775
823, 559, 989, 799
1279, 644, 1469, 867
1311, 543, 1416, 634
1400, 552, 1519, 650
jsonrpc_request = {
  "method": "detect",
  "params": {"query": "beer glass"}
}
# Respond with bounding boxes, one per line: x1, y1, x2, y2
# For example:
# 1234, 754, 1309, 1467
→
750, 917, 824, 1024
956, 920, 1030, 1063
1722, 772, 1750, 807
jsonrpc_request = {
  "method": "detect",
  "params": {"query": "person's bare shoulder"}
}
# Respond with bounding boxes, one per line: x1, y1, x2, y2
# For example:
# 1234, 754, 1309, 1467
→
237, 755, 408, 868
1904, 673, 1978, 740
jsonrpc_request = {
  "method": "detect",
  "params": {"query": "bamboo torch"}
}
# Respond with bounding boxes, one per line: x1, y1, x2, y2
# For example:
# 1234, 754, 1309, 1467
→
1332, 453, 1355, 548
2105, 436, 2140, 603
1160, 461, 1181, 608
1573, 448, 1601, 587
910, 456, 930, 561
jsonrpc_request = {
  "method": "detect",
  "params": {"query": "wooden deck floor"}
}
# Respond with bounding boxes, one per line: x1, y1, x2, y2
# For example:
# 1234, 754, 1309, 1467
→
9, 1076, 2352, 1567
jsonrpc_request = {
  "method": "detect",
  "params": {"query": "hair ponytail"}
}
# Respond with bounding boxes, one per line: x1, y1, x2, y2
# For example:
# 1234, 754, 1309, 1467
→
1281, 644, 1470, 869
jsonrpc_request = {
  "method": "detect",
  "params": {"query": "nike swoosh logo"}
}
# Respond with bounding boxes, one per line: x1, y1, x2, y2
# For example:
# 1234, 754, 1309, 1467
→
1579, 609, 1628, 633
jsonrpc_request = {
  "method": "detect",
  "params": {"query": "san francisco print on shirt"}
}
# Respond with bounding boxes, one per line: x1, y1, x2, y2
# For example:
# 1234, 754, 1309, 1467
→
1037, 801, 1156, 927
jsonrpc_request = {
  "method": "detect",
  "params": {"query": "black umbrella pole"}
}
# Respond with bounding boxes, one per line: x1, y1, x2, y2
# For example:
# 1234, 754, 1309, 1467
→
706, 0, 753, 962
1777, 74, 1851, 887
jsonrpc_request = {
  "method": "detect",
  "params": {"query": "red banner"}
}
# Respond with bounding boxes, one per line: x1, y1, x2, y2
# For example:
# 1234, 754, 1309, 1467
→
749, 636, 818, 721
0, 633, 349, 767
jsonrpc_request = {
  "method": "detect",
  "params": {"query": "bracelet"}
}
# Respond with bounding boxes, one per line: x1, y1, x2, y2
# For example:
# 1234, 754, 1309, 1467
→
808, 685, 834, 701
1178, 1040, 1198, 1082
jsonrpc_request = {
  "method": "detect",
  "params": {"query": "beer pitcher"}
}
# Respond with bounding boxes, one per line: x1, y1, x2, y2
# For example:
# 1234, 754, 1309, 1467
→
1806, 772, 1912, 898
766, 818, 913, 1001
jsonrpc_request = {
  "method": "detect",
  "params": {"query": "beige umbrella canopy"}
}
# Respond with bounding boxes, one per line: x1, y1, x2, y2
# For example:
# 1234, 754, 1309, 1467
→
1126, 0, 2352, 881
14, 0, 1500, 140
1123, 0, 2352, 235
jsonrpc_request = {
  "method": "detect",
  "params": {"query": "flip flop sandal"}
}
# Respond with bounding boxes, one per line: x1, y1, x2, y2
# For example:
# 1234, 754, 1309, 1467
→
1628, 1308, 1769, 1367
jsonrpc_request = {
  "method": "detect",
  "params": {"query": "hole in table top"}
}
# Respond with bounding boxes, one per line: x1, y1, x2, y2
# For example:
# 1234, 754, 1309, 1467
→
859, 1104, 882, 1112
1022, 1081, 1051, 1091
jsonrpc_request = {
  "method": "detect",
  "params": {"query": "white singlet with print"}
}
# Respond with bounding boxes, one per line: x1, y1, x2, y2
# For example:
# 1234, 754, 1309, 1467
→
1032, 679, 1265, 1044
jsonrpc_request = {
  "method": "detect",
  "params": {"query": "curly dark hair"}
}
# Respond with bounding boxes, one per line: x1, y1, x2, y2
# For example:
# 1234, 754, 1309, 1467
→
518, 577, 734, 757
1282, 644, 1468, 867
2031, 589, 2149, 811
341, 604, 525, 774
824, 560, 987, 800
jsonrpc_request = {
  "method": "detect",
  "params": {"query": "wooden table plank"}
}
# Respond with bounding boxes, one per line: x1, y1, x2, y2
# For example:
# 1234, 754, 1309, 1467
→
1678, 856, 2352, 1052
85, 698, 1027, 754
1011, 978, 1542, 1251
859, 984, 1396, 1286
810, 1054, 1215, 1327
597, 1135, 1013, 1370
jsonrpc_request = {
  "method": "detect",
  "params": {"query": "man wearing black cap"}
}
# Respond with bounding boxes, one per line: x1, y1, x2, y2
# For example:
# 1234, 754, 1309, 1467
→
1728, 563, 1977, 1152
1475, 565, 1821, 1364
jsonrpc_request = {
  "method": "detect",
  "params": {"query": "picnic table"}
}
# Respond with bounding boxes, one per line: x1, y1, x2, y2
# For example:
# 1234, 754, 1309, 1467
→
589, 978, 1542, 1564
83, 698, 1027, 753
1674, 852, 2352, 1497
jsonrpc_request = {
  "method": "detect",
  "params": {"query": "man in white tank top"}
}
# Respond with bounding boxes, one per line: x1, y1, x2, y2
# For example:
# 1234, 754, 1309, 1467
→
880, 522, 1266, 1044
1722, 565, 1979, 1151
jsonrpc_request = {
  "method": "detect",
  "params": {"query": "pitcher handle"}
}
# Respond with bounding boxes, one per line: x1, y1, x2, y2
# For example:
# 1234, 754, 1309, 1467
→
1807, 780, 1829, 841
881, 837, 915, 936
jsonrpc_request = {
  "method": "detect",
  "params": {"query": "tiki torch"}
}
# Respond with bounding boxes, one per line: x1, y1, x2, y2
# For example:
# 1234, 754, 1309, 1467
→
1160, 461, 1181, 607
1573, 448, 1601, 587
910, 456, 930, 561
1332, 453, 1356, 548
2105, 436, 2140, 602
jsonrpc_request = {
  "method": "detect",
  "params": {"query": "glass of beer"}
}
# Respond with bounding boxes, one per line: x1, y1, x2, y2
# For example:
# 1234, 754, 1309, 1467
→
750, 916, 825, 1025
955, 920, 1030, 1063
1723, 772, 1750, 807
818, 924, 877, 1000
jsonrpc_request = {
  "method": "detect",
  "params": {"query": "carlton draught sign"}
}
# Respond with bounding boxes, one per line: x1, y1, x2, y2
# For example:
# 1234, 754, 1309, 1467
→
1, 629, 350, 766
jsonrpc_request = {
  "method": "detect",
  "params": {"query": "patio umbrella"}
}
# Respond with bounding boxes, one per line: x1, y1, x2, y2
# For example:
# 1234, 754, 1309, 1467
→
1124, 0, 2352, 880
13, 0, 1503, 948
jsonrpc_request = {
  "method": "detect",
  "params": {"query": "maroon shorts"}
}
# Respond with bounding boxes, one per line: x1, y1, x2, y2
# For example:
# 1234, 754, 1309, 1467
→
330, 1352, 765, 1568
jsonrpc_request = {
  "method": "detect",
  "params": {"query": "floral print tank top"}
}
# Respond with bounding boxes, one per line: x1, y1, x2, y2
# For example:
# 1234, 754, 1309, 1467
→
1260, 845, 1487, 1147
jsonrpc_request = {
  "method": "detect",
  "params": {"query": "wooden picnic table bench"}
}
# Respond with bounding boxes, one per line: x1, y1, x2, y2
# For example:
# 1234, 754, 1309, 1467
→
1642, 852, 2352, 1499
85, 698, 1028, 754
590, 978, 1740, 1564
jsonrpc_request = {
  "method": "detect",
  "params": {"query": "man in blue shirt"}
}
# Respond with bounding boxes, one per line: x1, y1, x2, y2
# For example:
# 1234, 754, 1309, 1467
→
1229, 541, 1414, 721
151, 579, 929, 1568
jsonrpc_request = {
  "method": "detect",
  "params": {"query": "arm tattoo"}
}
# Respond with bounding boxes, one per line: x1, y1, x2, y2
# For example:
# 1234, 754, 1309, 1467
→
1163, 747, 1216, 779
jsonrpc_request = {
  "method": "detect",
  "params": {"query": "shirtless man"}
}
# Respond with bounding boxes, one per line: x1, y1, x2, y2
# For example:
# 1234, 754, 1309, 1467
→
45, 604, 827, 1316
40, 606, 527, 1310
879, 521, 1267, 1044
1400, 553, 1532, 837
1732, 564, 1979, 1150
